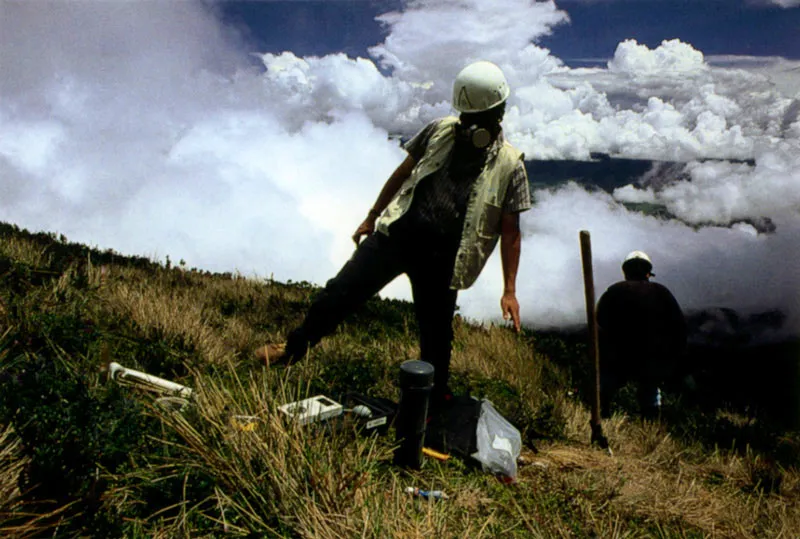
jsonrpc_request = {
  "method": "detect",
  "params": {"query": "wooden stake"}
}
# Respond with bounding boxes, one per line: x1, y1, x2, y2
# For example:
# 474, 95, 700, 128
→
579, 230, 611, 454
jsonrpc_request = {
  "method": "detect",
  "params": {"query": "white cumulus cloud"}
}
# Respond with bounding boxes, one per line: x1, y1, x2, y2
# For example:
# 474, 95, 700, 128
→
1, 0, 799, 335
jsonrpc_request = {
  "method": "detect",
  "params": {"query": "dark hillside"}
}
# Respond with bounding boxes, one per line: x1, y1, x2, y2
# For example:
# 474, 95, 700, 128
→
525, 154, 775, 232
0, 221, 798, 537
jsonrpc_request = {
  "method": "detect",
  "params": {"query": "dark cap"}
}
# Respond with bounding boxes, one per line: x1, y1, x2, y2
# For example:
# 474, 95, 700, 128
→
398, 360, 435, 389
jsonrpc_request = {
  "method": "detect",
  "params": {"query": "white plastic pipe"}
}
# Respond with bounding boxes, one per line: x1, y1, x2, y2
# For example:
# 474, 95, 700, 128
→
109, 362, 193, 398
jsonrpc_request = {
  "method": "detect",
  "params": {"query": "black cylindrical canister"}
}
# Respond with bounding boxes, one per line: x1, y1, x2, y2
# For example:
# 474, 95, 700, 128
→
393, 360, 435, 469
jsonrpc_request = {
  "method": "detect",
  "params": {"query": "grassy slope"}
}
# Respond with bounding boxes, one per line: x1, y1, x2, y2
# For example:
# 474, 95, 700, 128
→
0, 222, 798, 538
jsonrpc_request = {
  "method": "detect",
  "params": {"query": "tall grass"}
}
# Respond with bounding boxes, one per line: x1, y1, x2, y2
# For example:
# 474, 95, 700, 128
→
1, 222, 799, 537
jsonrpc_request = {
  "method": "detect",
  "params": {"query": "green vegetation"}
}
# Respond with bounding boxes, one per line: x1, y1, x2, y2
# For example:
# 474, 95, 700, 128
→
0, 221, 798, 538
619, 202, 676, 220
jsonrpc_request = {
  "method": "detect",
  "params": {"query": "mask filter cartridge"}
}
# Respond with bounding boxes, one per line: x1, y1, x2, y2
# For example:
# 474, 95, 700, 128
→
468, 125, 492, 149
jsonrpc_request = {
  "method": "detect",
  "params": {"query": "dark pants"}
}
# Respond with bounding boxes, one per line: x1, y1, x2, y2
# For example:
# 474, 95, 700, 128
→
600, 370, 660, 419
285, 232, 458, 399
600, 356, 673, 420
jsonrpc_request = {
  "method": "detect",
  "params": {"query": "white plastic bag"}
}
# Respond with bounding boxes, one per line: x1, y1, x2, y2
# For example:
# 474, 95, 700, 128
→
471, 399, 521, 479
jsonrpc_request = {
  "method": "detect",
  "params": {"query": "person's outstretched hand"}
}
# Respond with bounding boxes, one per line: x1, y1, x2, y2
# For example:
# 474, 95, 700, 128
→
500, 291, 521, 332
352, 215, 377, 245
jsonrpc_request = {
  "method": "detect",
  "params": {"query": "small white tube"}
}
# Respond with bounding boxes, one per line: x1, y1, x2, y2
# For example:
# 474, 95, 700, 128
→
108, 362, 193, 398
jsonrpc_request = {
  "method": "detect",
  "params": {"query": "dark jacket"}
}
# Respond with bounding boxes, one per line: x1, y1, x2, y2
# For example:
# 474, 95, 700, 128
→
596, 279, 687, 374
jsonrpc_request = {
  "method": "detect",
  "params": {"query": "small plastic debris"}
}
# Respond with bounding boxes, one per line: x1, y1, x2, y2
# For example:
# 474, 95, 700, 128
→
405, 487, 449, 500
231, 415, 259, 432
350, 405, 372, 418
422, 447, 450, 461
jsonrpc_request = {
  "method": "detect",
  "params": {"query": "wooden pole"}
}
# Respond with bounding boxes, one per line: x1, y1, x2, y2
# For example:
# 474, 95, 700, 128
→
579, 230, 611, 453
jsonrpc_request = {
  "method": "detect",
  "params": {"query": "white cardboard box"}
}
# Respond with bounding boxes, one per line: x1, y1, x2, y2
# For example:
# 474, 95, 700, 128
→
278, 395, 343, 425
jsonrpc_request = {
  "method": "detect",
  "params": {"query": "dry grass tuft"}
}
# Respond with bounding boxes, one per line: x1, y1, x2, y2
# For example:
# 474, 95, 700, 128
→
140, 363, 507, 538
524, 415, 800, 539
2, 227, 799, 538
0, 237, 51, 268
0, 424, 26, 512
452, 322, 539, 387
0, 424, 78, 539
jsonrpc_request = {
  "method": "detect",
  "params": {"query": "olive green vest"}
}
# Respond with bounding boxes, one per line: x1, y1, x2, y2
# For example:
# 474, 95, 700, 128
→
376, 117, 524, 290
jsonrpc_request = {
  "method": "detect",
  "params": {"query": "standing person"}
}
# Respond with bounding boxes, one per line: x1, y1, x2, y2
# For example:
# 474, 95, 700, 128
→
255, 61, 532, 406
596, 251, 687, 419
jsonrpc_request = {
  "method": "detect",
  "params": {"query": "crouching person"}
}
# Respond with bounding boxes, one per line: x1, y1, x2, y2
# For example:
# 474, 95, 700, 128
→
597, 251, 687, 419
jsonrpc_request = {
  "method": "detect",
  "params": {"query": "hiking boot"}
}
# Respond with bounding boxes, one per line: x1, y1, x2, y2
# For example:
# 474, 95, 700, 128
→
253, 343, 292, 367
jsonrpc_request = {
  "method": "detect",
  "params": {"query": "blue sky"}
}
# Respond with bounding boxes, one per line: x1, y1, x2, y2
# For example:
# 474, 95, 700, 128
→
221, 0, 800, 64
548, 0, 800, 62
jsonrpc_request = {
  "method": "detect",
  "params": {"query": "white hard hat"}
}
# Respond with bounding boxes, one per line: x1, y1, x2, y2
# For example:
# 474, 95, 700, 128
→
622, 251, 653, 275
452, 61, 510, 113
624, 251, 652, 265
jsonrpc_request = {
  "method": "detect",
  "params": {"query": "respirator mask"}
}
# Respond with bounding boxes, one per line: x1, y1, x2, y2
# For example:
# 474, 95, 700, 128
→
458, 120, 502, 150
462, 124, 493, 149
458, 103, 505, 150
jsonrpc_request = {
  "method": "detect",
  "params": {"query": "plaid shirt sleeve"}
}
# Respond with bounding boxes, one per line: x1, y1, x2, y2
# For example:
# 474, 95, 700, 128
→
502, 160, 532, 214
403, 120, 440, 162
